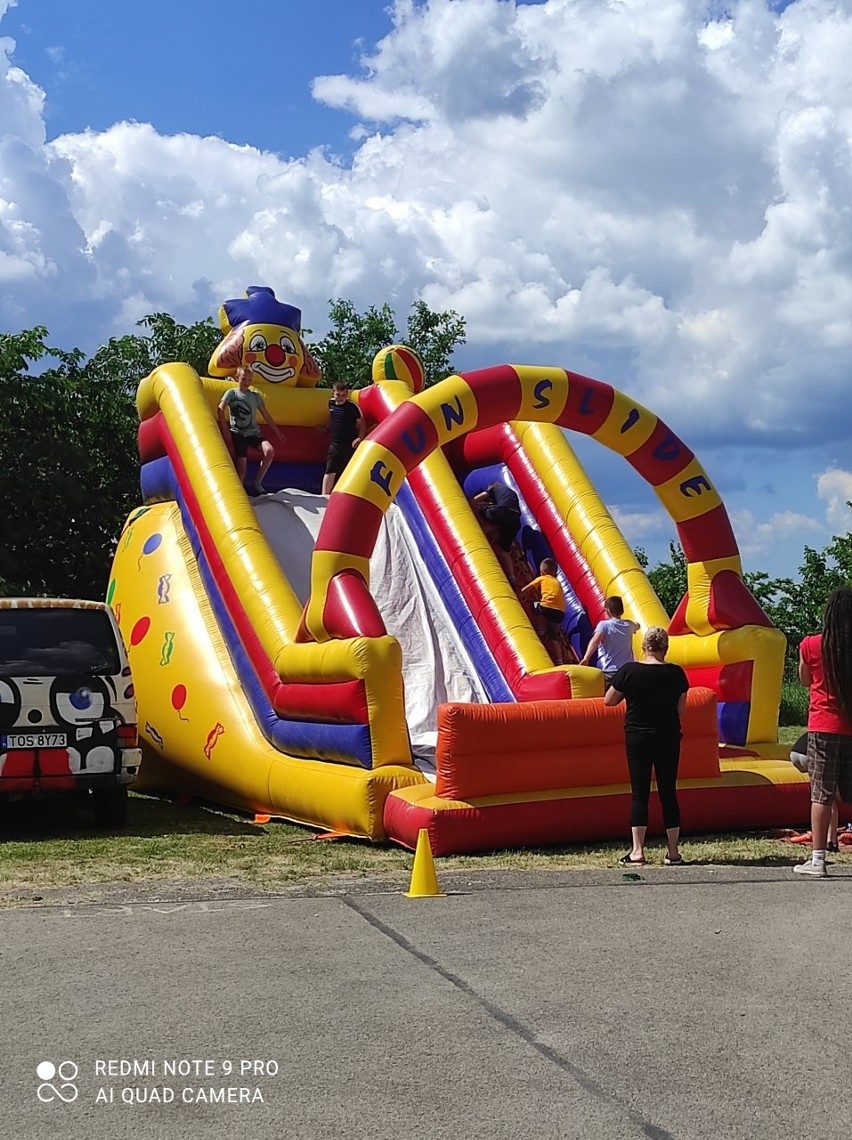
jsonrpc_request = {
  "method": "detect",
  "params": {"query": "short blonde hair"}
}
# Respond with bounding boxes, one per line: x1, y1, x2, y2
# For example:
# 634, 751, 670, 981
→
642, 626, 669, 655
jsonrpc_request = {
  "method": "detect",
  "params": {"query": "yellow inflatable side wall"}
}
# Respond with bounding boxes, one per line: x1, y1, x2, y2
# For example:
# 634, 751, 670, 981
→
109, 500, 422, 837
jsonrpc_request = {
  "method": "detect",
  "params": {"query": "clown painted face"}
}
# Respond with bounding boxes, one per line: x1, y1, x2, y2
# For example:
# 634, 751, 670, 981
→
242, 323, 304, 385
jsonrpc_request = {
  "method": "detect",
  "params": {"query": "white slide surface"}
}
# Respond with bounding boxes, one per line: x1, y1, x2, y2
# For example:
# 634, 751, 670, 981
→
253, 489, 489, 752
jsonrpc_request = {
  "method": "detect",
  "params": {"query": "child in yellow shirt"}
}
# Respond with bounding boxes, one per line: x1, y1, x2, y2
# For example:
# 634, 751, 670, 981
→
522, 558, 567, 666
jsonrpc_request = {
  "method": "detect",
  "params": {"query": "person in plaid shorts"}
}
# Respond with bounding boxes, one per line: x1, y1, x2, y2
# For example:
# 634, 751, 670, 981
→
794, 587, 852, 877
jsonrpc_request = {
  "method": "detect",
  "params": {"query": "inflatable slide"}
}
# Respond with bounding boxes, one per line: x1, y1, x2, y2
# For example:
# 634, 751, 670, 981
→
108, 287, 810, 854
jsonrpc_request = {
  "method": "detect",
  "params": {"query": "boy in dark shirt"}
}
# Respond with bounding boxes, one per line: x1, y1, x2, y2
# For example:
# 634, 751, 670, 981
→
472, 481, 522, 584
322, 382, 366, 495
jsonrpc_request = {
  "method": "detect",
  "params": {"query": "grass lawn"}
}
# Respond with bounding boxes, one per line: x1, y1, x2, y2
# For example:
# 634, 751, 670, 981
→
0, 725, 841, 903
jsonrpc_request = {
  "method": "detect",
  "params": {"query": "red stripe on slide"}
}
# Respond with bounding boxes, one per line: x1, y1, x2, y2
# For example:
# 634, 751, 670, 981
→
354, 384, 386, 426
625, 418, 693, 485
138, 413, 166, 463
557, 371, 614, 435
459, 365, 524, 425
315, 494, 384, 559
678, 504, 738, 563
164, 426, 281, 693
323, 570, 387, 639
667, 591, 690, 635
442, 429, 499, 474
368, 402, 439, 473
272, 679, 369, 722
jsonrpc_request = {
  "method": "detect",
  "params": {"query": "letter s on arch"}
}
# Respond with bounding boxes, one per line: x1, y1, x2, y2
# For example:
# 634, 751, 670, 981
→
533, 378, 553, 409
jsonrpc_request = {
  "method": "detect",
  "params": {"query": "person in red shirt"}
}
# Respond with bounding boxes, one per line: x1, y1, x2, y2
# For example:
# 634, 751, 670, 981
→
789, 731, 840, 851
794, 586, 852, 877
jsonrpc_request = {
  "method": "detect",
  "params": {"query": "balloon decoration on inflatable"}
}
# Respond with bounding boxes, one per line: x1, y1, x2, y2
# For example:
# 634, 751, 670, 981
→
207, 285, 322, 387
137, 531, 163, 569
372, 344, 426, 394
130, 616, 151, 646
171, 684, 189, 722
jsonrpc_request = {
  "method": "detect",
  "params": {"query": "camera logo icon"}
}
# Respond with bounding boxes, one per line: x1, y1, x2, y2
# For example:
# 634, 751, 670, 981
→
37, 1060, 79, 1103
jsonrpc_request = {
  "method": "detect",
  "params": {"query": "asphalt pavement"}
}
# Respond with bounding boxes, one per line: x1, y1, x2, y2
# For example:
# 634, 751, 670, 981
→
0, 866, 847, 1140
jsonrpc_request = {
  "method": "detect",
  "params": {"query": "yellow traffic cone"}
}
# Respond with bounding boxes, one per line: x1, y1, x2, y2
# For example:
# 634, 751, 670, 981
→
404, 828, 445, 898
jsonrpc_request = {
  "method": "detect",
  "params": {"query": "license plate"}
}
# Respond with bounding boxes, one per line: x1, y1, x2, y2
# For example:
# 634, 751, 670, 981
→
1, 732, 67, 749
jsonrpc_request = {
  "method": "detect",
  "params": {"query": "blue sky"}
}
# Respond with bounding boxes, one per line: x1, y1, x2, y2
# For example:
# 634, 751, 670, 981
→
1, 0, 850, 581
3, 0, 391, 157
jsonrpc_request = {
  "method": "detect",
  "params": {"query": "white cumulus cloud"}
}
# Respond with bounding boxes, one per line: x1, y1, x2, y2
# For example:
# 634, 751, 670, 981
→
730, 507, 823, 561
0, 0, 851, 468
816, 467, 852, 532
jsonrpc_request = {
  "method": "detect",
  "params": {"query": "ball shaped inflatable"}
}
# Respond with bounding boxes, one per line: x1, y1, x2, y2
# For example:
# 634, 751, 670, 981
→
372, 344, 426, 394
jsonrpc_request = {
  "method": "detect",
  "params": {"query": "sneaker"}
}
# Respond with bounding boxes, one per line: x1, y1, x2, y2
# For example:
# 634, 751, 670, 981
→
793, 859, 828, 878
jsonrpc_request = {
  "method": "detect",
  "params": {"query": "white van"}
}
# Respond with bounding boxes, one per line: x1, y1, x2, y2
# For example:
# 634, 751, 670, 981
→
0, 599, 140, 828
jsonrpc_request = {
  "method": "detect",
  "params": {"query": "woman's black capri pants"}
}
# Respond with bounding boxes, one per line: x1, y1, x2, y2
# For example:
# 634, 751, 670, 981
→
625, 732, 681, 829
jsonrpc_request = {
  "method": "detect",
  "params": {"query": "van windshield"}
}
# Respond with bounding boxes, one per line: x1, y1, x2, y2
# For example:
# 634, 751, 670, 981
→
0, 610, 122, 676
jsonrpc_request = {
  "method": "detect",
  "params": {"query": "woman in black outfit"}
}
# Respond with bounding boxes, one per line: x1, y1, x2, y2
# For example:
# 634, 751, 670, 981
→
604, 626, 689, 866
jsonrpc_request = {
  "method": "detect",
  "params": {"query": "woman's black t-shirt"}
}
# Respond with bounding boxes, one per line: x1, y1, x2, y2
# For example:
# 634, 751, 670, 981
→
610, 661, 689, 736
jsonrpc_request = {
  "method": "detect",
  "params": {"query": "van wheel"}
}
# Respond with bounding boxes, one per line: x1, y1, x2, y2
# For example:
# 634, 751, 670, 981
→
92, 787, 128, 830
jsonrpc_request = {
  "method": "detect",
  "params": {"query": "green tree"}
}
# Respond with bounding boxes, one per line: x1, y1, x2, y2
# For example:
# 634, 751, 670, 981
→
0, 314, 224, 599
136, 312, 221, 378
309, 298, 466, 388
405, 299, 467, 387
87, 312, 221, 396
742, 569, 783, 614
0, 328, 138, 599
646, 541, 688, 617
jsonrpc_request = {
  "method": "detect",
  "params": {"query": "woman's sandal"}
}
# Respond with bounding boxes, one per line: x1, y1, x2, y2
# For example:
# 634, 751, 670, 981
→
664, 853, 685, 865
618, 853, 647, 865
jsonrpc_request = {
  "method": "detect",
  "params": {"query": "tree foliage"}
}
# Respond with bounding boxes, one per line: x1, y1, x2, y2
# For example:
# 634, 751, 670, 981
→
0, 314, 221, 600
308, 298, 466, 388
86, 313, 221, 397
0, 327, 138, 598
646, 541, 688, 618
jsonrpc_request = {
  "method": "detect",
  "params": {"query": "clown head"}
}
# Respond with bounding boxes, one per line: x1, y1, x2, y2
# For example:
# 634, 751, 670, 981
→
208, 285, 321, 387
